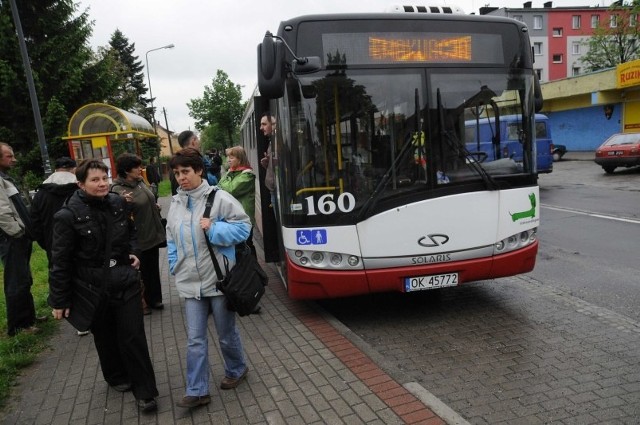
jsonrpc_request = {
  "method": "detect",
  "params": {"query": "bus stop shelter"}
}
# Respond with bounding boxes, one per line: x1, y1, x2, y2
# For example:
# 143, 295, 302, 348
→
63, 103, 157, 176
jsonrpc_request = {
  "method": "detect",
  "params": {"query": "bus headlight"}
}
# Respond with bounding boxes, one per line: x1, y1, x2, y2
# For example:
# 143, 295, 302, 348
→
311, 252, 324, 264
287, 249, 363, 270
494, 228, 537, 255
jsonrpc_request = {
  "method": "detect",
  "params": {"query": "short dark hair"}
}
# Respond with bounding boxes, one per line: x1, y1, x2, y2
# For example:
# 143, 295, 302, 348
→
115, 153, 142, 178
54, 156, 76, 169
178, 130, 196, 148
168, 147, 204, 173
76, 159, 109, 183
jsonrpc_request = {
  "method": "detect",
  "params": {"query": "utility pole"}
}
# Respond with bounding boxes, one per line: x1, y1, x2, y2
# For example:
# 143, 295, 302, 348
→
163, 108, 174, 155
9, 0, 51, 176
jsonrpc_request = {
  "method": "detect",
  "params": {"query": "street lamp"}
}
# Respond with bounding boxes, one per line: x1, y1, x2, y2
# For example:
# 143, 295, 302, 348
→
145, 44, 175, 130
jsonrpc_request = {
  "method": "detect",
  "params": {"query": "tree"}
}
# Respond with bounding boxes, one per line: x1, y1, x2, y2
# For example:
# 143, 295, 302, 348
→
188, 70, 244, 146
0, 0, 119, 179
200, 122, 229, 153
106, 29, 150, 120
581, 2, 640, 72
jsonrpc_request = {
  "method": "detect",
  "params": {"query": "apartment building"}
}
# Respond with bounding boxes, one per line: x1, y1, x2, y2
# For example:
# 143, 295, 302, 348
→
483, 2, 619, 82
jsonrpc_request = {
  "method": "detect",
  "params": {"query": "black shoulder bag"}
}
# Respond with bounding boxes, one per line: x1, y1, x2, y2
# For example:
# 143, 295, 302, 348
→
202, 189, 268, 316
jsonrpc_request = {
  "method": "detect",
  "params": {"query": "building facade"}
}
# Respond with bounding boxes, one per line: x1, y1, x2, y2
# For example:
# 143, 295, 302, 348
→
484, 2, 619, 82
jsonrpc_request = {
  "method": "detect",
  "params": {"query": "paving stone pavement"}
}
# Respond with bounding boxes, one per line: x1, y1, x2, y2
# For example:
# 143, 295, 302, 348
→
0, 196, 458, 425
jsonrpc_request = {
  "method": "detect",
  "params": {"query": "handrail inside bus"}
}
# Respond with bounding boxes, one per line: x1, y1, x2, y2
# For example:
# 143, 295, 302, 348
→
295, 186, 338, 197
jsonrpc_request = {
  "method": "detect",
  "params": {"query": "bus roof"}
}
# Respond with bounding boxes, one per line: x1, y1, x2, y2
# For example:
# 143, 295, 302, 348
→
276, 12, 528, 30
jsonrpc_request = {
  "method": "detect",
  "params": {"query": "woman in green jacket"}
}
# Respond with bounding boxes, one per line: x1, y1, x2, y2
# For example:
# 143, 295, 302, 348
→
217, 146, 256, 256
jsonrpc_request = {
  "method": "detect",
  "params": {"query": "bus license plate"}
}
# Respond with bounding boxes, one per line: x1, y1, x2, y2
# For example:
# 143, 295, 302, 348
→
405, 273, 458, 292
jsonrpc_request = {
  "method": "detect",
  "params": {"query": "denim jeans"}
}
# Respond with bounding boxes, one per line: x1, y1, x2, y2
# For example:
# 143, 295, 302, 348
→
184, 296, 246, 396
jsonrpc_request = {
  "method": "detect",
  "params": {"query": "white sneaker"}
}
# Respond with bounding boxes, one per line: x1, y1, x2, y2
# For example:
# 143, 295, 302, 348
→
77, 330, 90, 336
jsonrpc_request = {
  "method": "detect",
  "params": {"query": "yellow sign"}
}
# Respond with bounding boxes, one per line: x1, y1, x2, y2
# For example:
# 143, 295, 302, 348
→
369, 36, 472, 62
616, 59, 640, 88
91, 136, 107, 148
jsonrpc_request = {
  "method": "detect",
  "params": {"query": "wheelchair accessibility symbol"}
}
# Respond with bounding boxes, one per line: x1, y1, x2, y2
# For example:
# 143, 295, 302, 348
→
296, 229, 327, 245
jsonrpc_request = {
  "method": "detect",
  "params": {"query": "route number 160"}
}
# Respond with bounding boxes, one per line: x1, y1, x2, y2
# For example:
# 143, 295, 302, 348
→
304, 193, 355, 216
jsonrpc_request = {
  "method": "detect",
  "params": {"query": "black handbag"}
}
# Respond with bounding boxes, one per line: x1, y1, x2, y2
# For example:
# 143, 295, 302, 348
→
202, 190, 268, 316
66, 280, 105, 332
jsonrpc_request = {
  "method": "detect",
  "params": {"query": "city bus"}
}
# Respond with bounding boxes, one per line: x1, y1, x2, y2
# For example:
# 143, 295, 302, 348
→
242, 7, 541, 299
464, 113, 554, 174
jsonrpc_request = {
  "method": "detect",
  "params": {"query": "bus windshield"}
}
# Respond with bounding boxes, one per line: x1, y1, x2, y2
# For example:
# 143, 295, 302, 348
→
277, 68, 535, 226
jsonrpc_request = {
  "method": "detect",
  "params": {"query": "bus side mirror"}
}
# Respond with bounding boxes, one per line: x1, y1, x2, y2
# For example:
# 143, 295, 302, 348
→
258, 32, 285, 99
534, 73, 543, 113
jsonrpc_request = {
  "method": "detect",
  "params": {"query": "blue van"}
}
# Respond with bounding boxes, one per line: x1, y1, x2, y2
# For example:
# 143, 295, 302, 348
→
464, 114, 554, 174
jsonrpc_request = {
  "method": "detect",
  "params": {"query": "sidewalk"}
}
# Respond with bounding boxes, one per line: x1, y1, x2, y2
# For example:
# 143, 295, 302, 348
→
0, 198, 461, 424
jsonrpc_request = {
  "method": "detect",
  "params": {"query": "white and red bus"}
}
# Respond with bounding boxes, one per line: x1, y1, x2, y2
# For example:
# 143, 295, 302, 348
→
242, 7, 541, 299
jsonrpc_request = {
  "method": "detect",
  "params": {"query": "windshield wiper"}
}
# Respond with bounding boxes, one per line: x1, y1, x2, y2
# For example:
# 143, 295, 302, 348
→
357, 89, 422, 220
436, 88, 499, 191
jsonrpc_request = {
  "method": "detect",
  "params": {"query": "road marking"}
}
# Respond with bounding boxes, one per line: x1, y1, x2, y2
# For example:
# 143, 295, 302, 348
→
542, 204, 640, 224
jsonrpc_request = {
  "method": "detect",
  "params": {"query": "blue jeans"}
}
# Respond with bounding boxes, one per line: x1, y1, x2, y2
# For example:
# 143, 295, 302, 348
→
184, 296, 246, 396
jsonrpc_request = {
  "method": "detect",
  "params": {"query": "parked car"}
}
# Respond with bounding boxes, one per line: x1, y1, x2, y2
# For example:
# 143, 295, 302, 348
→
552, 144, 567, 161
594, 133, 640, 174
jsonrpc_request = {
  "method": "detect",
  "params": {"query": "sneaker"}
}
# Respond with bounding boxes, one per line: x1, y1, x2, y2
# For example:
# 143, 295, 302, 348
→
111, 382, 132, 392
220, 367, 248, 390
35, 315, 49, 323
137, 398, 157, 413
77, 330, 90, 336
176, 395, 211, 408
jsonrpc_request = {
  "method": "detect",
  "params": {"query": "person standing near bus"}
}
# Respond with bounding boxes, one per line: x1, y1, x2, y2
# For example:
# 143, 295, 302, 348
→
0, 142, 41, 336
259, 112, 276, 205
48, 159, 158, 412
170, 131, 217, 195
218, 146, 256, 256
166, 148, 251, 408
111, 153, 166, 314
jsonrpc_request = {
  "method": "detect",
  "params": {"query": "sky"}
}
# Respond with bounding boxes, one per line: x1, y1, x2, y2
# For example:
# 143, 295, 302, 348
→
76, 0, 611, 133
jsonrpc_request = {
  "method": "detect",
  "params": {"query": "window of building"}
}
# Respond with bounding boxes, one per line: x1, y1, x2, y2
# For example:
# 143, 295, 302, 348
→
572, 15, 581, 29
553, 54, 563, 63
533, 42, 543, 55
553, 27, 563, 37
535, 69, 542, 81
512, 14, 524, 22
572, 67, 581, 76
572, 42, 581, 55
610, 15, 618, 28
533, 15, 543, 29
591, 14, 600, 28
631, 14, 637, 26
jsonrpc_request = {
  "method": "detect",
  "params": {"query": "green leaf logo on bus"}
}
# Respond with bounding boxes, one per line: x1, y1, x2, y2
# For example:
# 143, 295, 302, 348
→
510, 193, 537, 222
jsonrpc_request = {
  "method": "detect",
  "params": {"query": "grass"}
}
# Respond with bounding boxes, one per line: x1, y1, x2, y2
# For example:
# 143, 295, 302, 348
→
158, 179, 170, 198
0, 244, 57, 410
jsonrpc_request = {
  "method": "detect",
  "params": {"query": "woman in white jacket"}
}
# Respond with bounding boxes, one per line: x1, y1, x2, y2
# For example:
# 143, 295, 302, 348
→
166, 148, 251, 409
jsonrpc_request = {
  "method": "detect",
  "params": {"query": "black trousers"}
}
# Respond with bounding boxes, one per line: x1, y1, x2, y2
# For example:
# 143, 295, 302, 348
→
0, 234, 36, 336
91, 286, 158, 400
140, 246, 162, 306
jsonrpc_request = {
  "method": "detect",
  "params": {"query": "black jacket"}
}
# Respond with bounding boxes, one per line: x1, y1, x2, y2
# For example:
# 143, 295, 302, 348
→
30, 180, 77, 258
48, 190, 140, 309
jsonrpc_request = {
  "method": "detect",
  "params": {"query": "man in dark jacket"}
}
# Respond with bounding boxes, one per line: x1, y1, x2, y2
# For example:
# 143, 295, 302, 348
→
30, 157, 77, 263
0, 142, 39, 336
